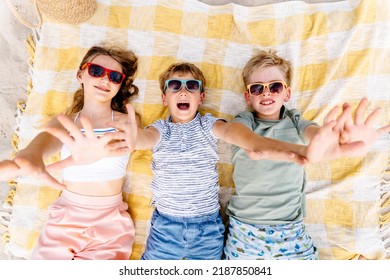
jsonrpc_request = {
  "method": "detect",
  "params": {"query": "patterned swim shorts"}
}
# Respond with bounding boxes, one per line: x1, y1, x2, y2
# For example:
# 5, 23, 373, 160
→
224, 217, 318, 260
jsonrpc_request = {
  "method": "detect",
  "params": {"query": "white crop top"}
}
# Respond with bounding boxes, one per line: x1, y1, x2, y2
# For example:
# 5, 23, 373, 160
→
61, 111, 130, 182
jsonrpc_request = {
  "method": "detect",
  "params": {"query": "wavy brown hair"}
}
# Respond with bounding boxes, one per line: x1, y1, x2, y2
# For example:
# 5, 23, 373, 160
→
66, 44, 139, 114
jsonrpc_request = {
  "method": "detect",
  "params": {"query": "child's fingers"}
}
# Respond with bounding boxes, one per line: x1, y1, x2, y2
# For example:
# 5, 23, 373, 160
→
342, 105, 353, 131
338, 141, 365, 157
354, 97, 368, 125
56, 114, 84, 141
46, 157, 74, 172
323, 105, 339, 124
107, 105, 137, 135
101, 131, 127, 144
106, 121, 129, 133
363, 107, 381, 127
334, 104, 352, 132
105, 139, 128, 151
126, 104, 136, 122
45, 126, 74, 146
306, 120, 337, 163
339, 131, 350, 144
79, 115, 95, 139
126, 104, 138, 143
377, 124, 390, 135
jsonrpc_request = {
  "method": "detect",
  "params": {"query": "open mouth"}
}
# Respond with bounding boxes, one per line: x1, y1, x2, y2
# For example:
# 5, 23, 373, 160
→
260, 100, 274, 105
177, 102, 190, 110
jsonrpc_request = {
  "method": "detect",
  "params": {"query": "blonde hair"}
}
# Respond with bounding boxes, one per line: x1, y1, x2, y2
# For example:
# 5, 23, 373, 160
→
66, 44, 139, 114
242, 49, 292, 86
159, 62, 206, 94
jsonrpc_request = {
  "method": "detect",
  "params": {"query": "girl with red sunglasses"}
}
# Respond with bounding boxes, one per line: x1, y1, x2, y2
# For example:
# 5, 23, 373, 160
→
0, 44, 139, 260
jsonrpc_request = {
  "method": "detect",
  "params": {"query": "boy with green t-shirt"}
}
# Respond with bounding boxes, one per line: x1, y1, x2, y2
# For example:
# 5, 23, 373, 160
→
224, 49, 390, 260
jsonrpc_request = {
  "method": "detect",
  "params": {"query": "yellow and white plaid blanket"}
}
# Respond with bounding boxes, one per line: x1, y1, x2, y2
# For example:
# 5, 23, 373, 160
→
1, 0, 389, 260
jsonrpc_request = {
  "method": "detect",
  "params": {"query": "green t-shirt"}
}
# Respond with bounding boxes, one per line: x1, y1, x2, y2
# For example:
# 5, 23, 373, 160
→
226, 106, 316, 225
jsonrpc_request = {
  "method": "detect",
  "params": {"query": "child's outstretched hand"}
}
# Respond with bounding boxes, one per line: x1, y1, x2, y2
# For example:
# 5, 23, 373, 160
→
46, 114, 129, 172
0, 154, 66, 190
305, 104, 362, 163
306, 98, 390, 163
339, 98, 390, 155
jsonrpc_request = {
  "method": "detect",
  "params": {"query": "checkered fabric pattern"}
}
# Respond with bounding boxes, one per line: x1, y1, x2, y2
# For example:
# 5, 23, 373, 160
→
1, 0, 389, 260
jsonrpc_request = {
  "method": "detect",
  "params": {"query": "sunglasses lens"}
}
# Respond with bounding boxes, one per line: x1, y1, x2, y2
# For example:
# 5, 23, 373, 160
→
269, 82, 284, 94
109, 71, 124, 84
185, 80, 200, 92
88, 64, 105, 77
249, 84, 264, 95
167, 80, 183, 92
87, 64, 124, 84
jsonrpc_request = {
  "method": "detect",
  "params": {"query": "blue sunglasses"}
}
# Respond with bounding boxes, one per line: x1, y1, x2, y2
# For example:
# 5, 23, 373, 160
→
164, 79, 202, 93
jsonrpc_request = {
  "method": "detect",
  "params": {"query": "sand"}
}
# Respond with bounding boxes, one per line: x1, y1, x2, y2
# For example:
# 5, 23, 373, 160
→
0, 0, 36, 259
0, 0, 37, 193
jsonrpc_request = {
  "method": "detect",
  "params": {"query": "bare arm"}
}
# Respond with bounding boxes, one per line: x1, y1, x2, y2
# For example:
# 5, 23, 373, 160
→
212, 120, 307, 165
0, 118, 65, 189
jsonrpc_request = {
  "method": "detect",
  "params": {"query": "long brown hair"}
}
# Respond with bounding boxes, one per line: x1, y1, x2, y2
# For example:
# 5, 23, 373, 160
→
66, 44, 139, 114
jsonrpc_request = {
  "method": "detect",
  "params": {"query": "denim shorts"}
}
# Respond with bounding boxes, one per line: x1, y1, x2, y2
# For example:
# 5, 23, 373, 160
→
141, 209, 225, 260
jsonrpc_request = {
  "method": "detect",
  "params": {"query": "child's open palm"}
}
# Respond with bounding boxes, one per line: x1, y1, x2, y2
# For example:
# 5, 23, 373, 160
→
339, 98, 390, 155
307, 98, 390, 163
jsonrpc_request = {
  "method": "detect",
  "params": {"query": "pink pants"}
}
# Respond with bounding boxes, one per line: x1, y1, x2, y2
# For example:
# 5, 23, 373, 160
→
32, 189, 135, 260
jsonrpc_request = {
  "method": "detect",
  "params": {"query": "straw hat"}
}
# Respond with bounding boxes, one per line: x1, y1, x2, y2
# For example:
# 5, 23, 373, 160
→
37, 0, 97, 24
6, 0, 97, 28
